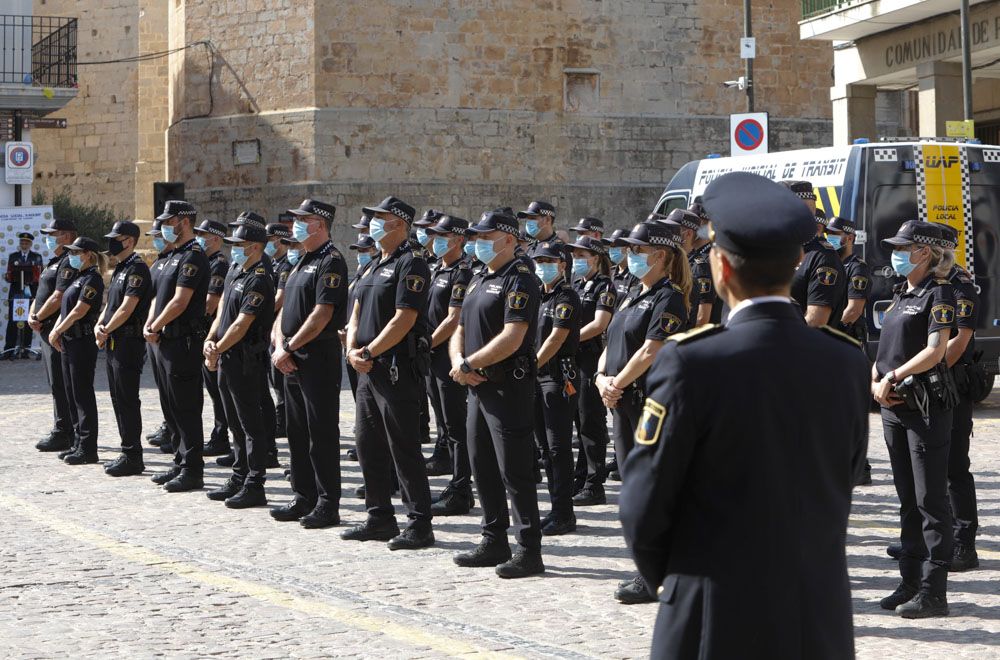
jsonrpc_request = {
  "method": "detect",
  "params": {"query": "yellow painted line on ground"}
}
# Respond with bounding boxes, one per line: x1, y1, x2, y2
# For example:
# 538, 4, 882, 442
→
850, 518, 1000, 561
0, 494, 518, 659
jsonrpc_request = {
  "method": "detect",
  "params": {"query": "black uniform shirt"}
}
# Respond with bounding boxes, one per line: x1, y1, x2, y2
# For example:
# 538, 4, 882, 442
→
217, 261, 275, 343
55, 255, 79, 293
273, 255, 293, 291
572, 272, 616, 353
348, 256, 378, 313
36, 254, 76, 315
790, 237, 847, 320
949, 266, 980, 363
460, 256, 540, 357
280, 240, 348, 339
537, 281, 582, 359
61, 266, 104, 330
206, 251, 229, 297
843, 253, 871, 301
612, 265, 637, 300
354, 241, 431, 354
101, 253, 152, 328
688, 242, 721, 326
153, 239, 209, 328
150, 249, 171, 288
875, 274, 956, 378
604, 277, 688, 378
428, 255, 472, 330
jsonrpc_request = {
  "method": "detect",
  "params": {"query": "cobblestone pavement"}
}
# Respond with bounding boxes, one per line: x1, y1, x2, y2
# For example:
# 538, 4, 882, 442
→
0, 356, 997, 658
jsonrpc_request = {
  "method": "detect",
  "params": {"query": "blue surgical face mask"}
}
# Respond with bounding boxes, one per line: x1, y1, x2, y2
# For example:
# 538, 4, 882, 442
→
891, 250, 917, 277
572, 257, 591, 280
161, 224, 178, 244
195, 237, 208, 251
292, 220, 311, 242
525, 220, 541, 237
608, 247, 624, 265
432, 236, 450, 258
464, 241, 476, 257
357, 252, 373, 268
696, 225, 711, 240
475, 238, 499, 264
369, 218, 388, 242
68, 254, 83, 270
416, 228, 430, 246
231, 246, 248, 267
825, 234, 842, 250
535, 262, 561, 285
153, 237, 166, 252
264, 241, 278, 257
44, 235, 58, 251
627, 251, 652, 279
287, 249, 302, 266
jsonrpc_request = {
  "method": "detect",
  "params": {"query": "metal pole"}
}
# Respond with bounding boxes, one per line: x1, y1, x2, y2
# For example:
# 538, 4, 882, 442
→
745, 0, 754, 113
960, 0, 973, 120
13, 110, 21, 207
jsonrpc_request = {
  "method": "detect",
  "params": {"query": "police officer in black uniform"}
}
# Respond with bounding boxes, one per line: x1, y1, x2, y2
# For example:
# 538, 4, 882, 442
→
144, 221, 179, 456
604, 228, 636, 299
824, 216, 871, 335
532, 242, 582, 535
49, 237, 105, 465
344, 196, 435, 549
193, 219, 232, 457
784, 181, 847, 328
595, 221, 690, 604
344, 234, 378, 400
518, 201, 569, 272
96, 221, 152, 477
620, 172, 870, 659
271, 199, 348, 528
567, 235, 615, 504
449, 210, 544, 578
423, 215, 475, 515
29, 218, 79, 452
204, 223, 275, 509
267, 222, 294, 440
873, 220, 957, 618
145, 200, 210, 492
571, 217, 604, 241
663, 205, 721, 328
4, 231, 43, 356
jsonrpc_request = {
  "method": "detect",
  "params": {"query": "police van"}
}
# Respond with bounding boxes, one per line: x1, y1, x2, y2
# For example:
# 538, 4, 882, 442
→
654, 140, 1000, 394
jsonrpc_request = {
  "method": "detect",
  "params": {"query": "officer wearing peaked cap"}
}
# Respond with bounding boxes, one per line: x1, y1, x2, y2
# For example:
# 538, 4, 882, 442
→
825, 216, 871, 338
603, 228, 636, 301
343, 234, 379, 403
519, 201, 570, 274
142, 220, 180, 456
620, 172, 869, 658
658, 208, 720, 328
571, 217, 605, 240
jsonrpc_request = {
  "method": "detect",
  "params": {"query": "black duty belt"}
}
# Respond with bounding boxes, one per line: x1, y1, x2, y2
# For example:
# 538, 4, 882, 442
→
111, 323, 143, 339
161, 319, 203, 339
64, 322, 95, 339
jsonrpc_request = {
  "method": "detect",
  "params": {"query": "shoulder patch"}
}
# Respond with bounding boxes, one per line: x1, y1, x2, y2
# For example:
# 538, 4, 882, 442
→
660, 312, 684, 334
127, 274, 144, 289
404, 274, 426, 293
245, 291, 264, 308
635, 398, 666, 446
816, 266, 838, 286
507, 290, 528, 310
323, 272, 342, 289
850, 275, 869, 291
697, 277, 712, 295
935, 278, 950, 285
82, 285, 98, 301
957, 298, 974, 318
555, 303, 574, 320
452, 284, 466, 300
516, 264, 531, 274
818, 324, 862, 348
210, 275, 225, 289
181, 263, 199, 278
598, 291, 616, 307
668, 323, 725, 345
931, 304, 955, 325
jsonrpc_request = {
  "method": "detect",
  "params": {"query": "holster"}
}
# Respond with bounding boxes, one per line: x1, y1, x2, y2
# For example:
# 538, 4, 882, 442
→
407, 334, 431, 377
480, 355, 535, 384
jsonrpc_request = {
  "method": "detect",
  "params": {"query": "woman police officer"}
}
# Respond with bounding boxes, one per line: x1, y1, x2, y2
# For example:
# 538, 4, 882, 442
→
872, 220, 958, 619
49, 237, 106, 465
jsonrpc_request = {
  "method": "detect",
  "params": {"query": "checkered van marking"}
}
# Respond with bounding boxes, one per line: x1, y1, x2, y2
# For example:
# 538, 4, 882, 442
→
873, 148, 897, 162
915, 145, 928, 223
983, 149, 1000, 163
959, 147, 975, 277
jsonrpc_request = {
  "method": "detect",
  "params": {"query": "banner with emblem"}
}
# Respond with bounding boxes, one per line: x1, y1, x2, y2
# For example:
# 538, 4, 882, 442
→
0, 206, 55, 350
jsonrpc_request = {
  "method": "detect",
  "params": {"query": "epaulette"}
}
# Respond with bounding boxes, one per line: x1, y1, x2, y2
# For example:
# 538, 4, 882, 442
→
818, 324, 861, 348
934, 278, 950, 285
457, 260, 470, 270
516, 263, 531, 274
668, 323, 724, 344
671, 282, 684, 293
254, 265, 268, 276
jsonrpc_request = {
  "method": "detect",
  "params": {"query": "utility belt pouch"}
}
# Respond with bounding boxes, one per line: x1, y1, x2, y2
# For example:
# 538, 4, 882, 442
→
893, 376, 928, 418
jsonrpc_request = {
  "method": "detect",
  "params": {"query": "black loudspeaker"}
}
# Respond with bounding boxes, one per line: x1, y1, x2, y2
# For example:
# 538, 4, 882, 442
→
153, 182, 185, 218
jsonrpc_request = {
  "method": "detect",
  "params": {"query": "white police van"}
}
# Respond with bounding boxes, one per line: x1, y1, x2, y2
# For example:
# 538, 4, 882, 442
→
654, 139, 1000, 394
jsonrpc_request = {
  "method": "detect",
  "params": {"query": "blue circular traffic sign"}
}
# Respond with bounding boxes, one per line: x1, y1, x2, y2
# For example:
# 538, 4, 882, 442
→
734, 119, 764, 151
9, 146, 29, 167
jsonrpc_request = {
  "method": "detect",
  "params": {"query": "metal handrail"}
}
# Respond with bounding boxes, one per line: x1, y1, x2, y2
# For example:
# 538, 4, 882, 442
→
802, 0, 860, 19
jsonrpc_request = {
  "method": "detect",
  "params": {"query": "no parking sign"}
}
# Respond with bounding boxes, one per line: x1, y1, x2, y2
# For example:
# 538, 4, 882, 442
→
5, 141, 33, 185
730, 113, 768, 157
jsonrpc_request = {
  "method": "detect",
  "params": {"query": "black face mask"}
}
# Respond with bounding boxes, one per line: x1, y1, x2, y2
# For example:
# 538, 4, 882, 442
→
107, 238, 126, 256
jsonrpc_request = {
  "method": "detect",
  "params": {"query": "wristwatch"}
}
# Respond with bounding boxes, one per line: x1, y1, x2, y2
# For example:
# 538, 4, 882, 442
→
282, 337, 293, 352
460, 358, 473, 374
885, 370, 898, 385
594, 371, 607, 386
360, 347, 372, 361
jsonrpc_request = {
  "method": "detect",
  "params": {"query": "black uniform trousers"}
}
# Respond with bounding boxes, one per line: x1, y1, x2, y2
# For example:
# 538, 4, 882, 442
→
467, 373, 542, 550
355, 356, 433, 526
948, 395, 978, 547
157, 335, 205, 471
284, 340, 341, 507
148, 343, 180, 448
534, 372, 577, 517
611, 387, 645, 480
429, 347, 470, 488
203, 361, 228, 438
106, 336, 146, 456
61, 335, 99, 454
426, 371, 450, 461
882, 404, 952, 596
40, 325, 73, 437
269, 359, 285, 423
573, 349, 608, 489
5, 299, 33, 350
219, 348, 269, 486
258, 355, 277, 459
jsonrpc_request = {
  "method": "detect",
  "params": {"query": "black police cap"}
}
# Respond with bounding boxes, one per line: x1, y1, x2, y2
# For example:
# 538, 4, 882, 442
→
146, 220, 162, 236
156, 200, 196, 221
350, 235, 377, 250
224, 225, 267, 244
702, 172, 816, 259
289, 199, 337, 221
659, 208, 701, 232
362, 196, 415, 224
426, 215, 469, 236
621, 222, 683, 249
352, 212, 372, 230
414, 209, 444, 228
516, 201, 556, 219
40, 217, 77, 234
64, 236, 101, 253
193, 219, 227, 238
230, 211, 266, 229
814, 208, 828, 226
932, 223, 959, 250
601, 228, 630, 248
688, 199, 710, 221
881, 220, 942, 250
533, 241, 565, 259
103, 221, 140, 240
266, 223, 292, 239
467, 211, 520, 236
568, 235, 607, 256
17, 232, 34, 241
572, 217, 604, 232
780, 180, 817, 201
826, 216, 856, 235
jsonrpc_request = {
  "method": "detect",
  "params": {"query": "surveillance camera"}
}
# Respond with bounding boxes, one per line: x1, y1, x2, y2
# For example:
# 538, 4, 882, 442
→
722, 77, 747, 91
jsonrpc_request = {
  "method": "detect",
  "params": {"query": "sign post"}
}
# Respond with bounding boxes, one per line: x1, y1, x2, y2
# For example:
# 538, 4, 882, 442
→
730, 113, 768, 156
5, 141, 34, 185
